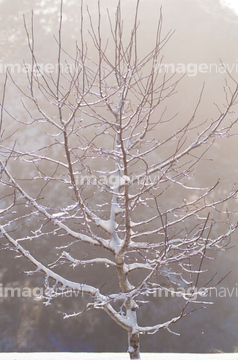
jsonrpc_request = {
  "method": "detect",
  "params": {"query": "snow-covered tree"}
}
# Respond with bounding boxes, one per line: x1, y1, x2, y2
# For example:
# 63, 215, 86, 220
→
1, 0, 238, 358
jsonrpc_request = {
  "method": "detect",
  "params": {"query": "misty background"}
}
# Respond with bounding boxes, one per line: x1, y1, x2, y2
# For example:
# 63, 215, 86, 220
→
1, 0, 238, 353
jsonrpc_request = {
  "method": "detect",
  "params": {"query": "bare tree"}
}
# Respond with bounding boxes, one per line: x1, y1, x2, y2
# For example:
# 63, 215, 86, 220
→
1, 0, 238, 358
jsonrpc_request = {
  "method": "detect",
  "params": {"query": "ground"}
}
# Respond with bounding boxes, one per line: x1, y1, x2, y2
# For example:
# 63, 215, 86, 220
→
0, 353, 237, 360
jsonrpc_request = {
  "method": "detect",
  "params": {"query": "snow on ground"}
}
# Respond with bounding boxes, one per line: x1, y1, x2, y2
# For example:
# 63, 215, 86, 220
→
1, 353, 238, 360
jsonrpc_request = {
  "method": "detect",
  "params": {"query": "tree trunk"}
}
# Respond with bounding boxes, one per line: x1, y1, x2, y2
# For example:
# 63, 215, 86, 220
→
128, 331, 140, 359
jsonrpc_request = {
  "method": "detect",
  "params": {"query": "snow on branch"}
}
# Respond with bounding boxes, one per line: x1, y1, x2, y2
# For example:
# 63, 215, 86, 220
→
1, 0, 238, 358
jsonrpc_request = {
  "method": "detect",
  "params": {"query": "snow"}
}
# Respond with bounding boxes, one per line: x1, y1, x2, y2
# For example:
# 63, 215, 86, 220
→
97, 218, 113, 233
51, 212, 68, 218
122, 175, 130, 183
1, 353, 237, 360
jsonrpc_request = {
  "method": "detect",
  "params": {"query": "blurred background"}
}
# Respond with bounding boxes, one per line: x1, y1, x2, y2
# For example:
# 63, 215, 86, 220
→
1, 0, 238, 354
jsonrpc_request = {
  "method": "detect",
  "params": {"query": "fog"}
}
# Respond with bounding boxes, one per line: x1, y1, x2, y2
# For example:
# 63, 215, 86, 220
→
1, 0, 238, 354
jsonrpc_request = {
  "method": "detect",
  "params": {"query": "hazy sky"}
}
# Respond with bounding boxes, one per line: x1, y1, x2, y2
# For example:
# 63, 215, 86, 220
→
220, 0, 238, 14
